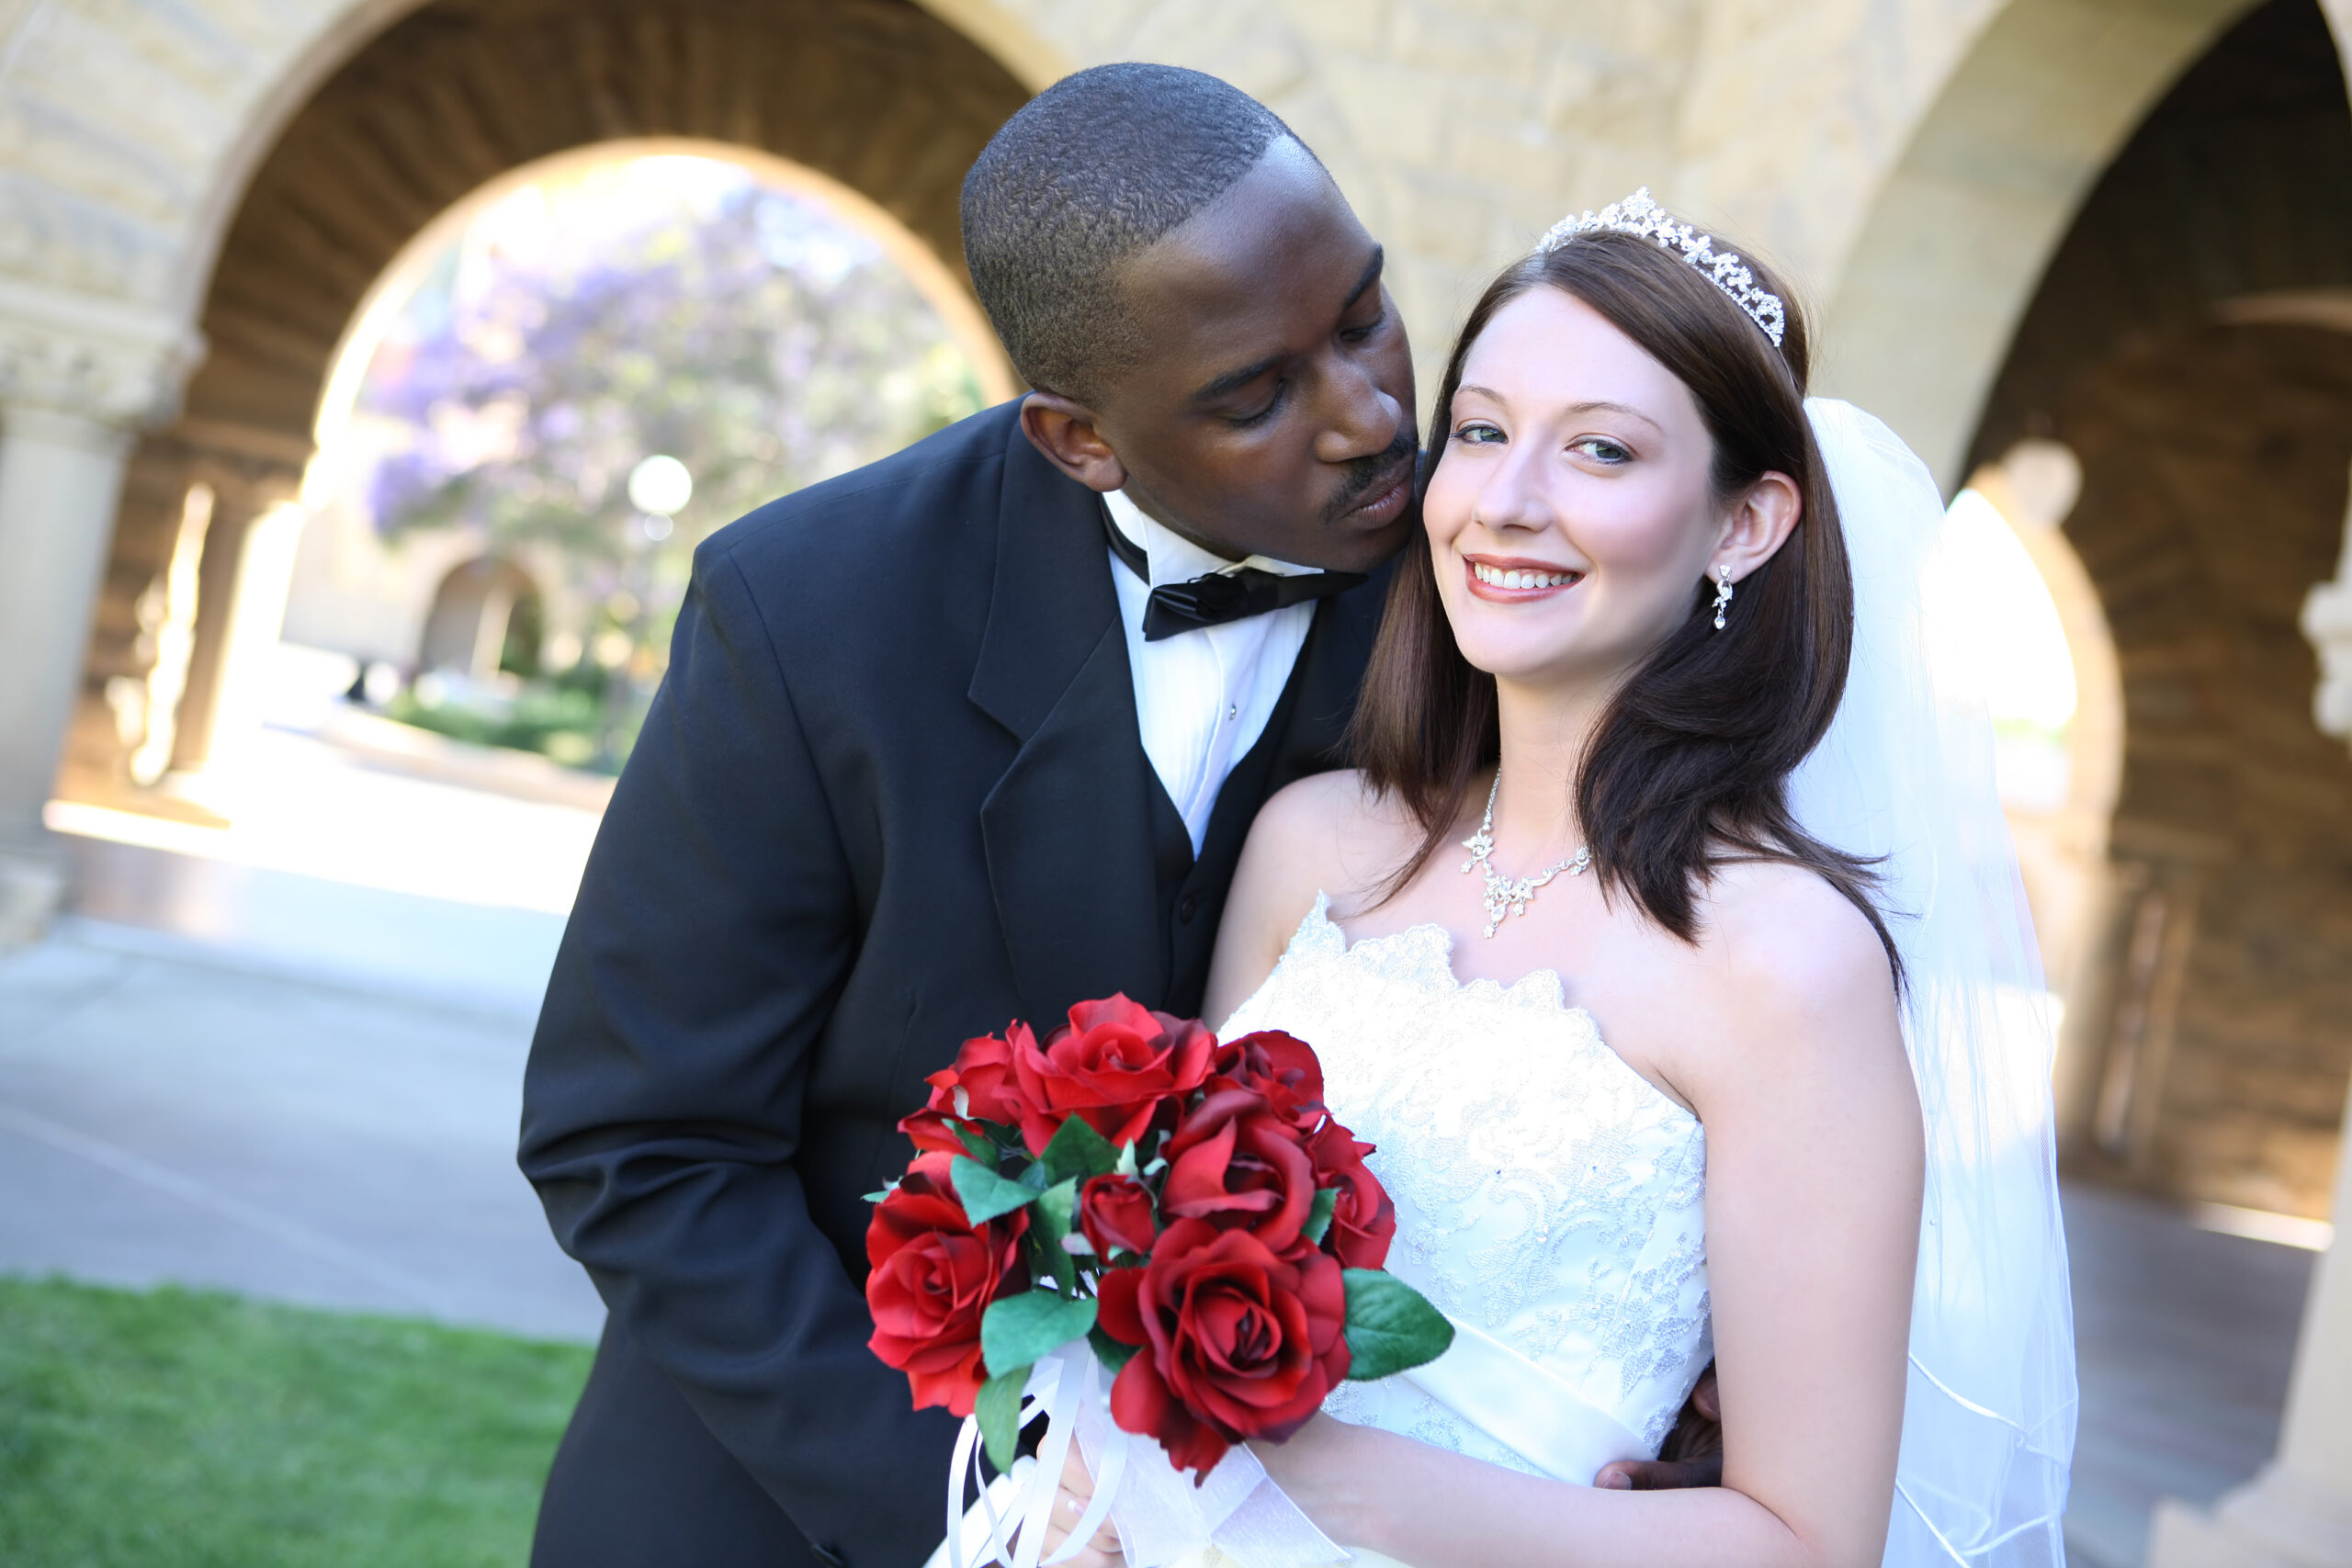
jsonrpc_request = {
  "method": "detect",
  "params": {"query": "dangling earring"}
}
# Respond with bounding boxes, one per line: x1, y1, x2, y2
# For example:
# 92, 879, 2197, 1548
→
1711, 564, 1735, 631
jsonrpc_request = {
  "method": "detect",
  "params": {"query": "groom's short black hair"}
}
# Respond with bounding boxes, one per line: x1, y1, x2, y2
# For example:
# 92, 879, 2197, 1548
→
961, 63, 1313, 403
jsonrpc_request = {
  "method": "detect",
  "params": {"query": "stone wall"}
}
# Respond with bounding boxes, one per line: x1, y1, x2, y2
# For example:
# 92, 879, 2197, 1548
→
1969, 0, 2352, 1215
2056, 322, 2352, 1216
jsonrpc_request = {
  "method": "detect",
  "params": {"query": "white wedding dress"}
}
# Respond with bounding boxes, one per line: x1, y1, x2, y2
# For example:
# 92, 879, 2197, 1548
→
1220, 893, 1714, 1483
930, 400, 2075, 1568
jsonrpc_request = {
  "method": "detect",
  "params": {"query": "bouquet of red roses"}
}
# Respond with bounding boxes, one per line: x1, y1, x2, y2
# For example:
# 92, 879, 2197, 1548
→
865, 994, 1452, 1490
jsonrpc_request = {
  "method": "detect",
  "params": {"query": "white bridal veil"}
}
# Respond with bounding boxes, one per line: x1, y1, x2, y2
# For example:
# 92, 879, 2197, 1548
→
1792, 399, 2079, 1567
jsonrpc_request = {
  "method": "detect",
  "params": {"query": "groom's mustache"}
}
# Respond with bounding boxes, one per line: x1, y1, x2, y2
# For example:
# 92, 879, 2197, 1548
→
1322, 428, 1421, 523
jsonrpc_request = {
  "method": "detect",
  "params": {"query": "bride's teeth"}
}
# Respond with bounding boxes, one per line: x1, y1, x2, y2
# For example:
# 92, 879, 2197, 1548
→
1474, 563, 1578, 588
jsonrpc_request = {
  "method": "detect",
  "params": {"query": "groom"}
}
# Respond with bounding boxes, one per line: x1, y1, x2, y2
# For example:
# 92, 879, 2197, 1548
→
519, 64, 1412, 1568
522, 62, 1712, 1568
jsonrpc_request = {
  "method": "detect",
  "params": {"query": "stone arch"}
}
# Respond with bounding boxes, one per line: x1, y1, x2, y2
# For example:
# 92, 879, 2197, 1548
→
1958, 0, 2352, 1217
57, 0, 1034, 807
1962, 441, 2126, 1017
183, 0, 1031, 449
418, 554, 540, 677
1815, 0, 2264, 490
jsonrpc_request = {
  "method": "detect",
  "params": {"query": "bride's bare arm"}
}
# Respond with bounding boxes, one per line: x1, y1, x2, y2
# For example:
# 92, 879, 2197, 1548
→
1253, 866, 1922, 1568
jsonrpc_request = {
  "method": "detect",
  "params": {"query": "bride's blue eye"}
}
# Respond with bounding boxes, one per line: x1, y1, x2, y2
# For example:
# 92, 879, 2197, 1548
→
1452, 423, 1505, 446
1573, 437, 1632, 464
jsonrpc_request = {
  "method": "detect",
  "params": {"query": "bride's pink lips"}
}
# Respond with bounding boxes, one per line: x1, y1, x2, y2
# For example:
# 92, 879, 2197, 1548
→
1462, 552, 1583, 604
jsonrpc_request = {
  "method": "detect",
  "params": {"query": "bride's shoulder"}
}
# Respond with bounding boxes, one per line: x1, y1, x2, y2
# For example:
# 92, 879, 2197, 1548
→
1682, 860, 1900, 1055
1204, 772, 1422, 1021
1243, 770, 1421, 905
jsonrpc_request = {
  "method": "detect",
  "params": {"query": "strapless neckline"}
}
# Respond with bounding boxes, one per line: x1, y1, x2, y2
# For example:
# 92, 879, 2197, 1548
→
1223, 892, 1714, 1465
1295, 893, 1696, 1128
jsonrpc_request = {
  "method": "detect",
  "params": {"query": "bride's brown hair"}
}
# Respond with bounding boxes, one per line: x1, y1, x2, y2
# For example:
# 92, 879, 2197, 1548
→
1350, 231, 1894, 964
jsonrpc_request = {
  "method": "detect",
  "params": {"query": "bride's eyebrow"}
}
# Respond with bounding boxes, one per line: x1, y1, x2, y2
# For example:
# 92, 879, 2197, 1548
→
1452, 389, 1664, 436
1559, 398, 1664, 434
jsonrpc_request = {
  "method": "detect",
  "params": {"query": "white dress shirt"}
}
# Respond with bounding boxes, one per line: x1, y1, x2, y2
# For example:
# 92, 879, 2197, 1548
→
1102, 488, 1317, 854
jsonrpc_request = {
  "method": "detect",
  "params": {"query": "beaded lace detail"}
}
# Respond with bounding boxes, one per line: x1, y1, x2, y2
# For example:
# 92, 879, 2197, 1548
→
1221, 896, 1713, 1470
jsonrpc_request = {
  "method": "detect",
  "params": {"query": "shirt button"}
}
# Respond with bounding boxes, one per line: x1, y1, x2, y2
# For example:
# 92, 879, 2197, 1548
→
1178, 892, 1201, 922
1227, 704, 1238, 721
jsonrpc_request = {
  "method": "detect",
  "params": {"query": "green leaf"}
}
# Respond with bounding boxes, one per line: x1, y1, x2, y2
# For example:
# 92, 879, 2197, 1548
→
952, 1156, 1037, 1227
1302, 1188, 1338, 1247
982, 1291, 1098, 1377
958, 1127, 997, 1165
1034, 1179, 1080, 1295
1340, 1269, 1454, 1382
1035, 1177, 1079, 1238
1040, 1117, 1121, 1187
1088, 1325, 1139, 1378
975, 1366, 1029, 1474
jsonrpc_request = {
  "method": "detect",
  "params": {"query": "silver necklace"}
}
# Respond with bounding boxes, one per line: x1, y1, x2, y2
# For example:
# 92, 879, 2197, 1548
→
1460, 769, 1590, 938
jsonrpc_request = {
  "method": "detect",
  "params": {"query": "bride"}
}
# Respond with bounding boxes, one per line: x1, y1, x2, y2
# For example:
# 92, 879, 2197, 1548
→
1038, 193, 2075, 1568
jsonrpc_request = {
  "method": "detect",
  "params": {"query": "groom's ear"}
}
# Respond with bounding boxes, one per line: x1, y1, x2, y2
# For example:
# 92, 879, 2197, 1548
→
1020, 392, 1132, 495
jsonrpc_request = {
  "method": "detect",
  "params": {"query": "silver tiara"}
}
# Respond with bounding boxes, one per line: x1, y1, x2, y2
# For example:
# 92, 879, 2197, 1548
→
1537, 187, 1786, 348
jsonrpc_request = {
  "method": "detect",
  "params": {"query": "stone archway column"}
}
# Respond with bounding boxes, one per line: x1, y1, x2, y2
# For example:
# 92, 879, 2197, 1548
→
0, 285, 200, 945
2146, 1102, 2352, 1565
164, 446, 308, 785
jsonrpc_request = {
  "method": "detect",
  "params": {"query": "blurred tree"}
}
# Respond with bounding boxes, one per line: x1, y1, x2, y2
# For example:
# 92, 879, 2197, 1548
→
352, 155, 989, 765
367, 159, 985, 569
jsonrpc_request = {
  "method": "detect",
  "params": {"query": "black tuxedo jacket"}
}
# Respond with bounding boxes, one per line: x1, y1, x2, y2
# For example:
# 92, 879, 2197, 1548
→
519, 400, 1386, 1568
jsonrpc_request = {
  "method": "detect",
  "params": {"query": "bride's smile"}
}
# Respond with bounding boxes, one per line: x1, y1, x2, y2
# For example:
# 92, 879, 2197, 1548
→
1463, 556, 1582, 595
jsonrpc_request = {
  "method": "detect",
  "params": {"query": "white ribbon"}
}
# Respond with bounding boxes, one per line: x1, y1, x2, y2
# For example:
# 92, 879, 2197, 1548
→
930, 1312, 1646, 1568
933, 1339, 1351, 1568
1398, 1315, 1647, 1485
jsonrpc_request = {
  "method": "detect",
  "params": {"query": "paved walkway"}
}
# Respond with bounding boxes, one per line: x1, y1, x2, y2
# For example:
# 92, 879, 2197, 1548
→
0, 719, 2324, 1566
2061, 1181, 2310, 1567
0, 912, 602, 1340
3, 722, 603, 1340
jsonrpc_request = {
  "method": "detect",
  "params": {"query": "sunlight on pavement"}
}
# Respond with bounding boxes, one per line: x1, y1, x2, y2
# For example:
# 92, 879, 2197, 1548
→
46, 724, 603, 916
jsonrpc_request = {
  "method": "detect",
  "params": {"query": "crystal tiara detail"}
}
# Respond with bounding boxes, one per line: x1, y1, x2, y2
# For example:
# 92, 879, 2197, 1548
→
1537, 187, 1787, 349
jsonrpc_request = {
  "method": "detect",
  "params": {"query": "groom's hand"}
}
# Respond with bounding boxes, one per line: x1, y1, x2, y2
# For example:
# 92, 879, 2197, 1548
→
1594, 1364, 1723, 1491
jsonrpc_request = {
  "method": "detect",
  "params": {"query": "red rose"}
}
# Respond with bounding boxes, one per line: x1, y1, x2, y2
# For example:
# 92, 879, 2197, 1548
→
1078, 1173, 1158, 1259
901, 1029, 1034, 1154
1306, 1122, 1395, 1269
1210, 1030, 1327, 1130
865, 1153, 1028, 1417
1095, 1219, 1351, 1475
898, 1103, 969, 1156
1009, 995, 1216, 1155
1160, 1088, 1318, 1250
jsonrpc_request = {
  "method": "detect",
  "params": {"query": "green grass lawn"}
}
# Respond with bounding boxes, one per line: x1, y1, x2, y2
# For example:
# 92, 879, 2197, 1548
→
0, 1277, 591, 1568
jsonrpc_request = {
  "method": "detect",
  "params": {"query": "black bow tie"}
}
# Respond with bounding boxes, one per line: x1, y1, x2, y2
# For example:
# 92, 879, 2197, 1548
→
1102, 503, 1366, 642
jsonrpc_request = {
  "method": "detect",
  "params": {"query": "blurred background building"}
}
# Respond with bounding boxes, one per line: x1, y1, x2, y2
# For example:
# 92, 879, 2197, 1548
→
0, 2, 2349, 1563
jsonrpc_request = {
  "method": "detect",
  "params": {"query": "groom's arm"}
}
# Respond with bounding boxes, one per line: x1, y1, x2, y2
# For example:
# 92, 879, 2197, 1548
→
520, 544, 953, 1567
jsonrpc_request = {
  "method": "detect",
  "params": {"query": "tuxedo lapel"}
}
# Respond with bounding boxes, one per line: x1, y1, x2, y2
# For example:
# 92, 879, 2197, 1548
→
972, 435, 1166, 1024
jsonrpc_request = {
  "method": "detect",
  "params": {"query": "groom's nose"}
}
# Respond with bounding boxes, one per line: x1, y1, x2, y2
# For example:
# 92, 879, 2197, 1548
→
1311, 355, 1405, 467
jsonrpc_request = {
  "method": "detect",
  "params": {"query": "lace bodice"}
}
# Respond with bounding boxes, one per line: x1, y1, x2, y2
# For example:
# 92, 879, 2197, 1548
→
1220, 896, 1712, 1475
